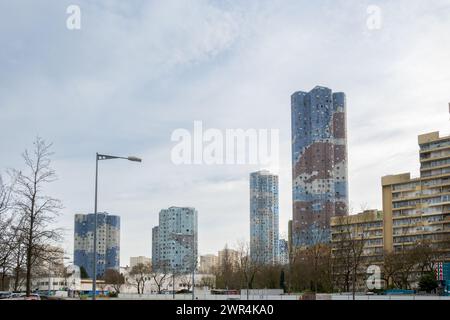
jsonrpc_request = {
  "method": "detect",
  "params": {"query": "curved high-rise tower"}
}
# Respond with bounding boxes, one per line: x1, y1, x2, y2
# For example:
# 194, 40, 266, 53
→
291, 86, 348, 247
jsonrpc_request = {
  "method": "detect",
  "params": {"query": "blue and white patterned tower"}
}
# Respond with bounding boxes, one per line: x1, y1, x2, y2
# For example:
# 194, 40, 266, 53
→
250, 170, 279, 265
291, 86, 349, 247
152, 207, 198, 273
74, 212, 120, 278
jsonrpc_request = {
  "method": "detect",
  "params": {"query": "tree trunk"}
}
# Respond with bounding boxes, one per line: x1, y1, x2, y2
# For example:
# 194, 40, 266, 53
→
26, 185, 36, 296
352, 267, 356, 300
25, 236, 33, 296
14, 267, 20, 291
1, 270, 6, 291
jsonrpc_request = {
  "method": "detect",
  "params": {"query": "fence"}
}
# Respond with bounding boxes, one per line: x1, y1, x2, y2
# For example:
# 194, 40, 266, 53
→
117, 293, 450, 301
117, 293, 300, 300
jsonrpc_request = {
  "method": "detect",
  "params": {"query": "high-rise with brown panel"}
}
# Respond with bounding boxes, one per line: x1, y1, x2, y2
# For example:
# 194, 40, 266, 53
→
291, 86, 349, 247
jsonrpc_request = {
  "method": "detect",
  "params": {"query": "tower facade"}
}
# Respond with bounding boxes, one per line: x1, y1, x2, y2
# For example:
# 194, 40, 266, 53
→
152, 207, 198, 273
151, 226, 160, 269
291, 86, 348, 247
250, 170, 279, 264
74, 212, 120, 278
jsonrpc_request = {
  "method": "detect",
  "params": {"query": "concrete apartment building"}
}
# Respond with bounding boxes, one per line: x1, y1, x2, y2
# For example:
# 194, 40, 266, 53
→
382, 131, 450, 259
218, 248, 240, 269
329, 129, 449, 264
331, 210, 384, 264
130, 256, 151, 269
328, 117, 449, 273
250, 170, 279, 264
199, 254, 218, 274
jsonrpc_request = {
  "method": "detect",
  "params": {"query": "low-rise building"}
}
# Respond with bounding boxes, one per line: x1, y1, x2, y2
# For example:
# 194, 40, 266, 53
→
331, 210, 384, 264
130, 256, 151, 269
218, 248, 239, 269
199, 254, 218, 274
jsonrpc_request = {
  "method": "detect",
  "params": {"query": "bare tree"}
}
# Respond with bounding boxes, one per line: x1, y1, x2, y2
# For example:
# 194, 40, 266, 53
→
150, 261, 170, 294
382, 241, 439, 290
0, 174, 14, 215
199, 275, 215, 289
12, 137, 63, 296
215, 244, 237, 289
179, 273, 193, 291
332, 224, 353, 292
332, 215, 371, 299
414, 241, 439, 275
287, 221, 334, 295
236, 241, 261, 299
104, 269, 125, 293
0, 173, 18, 290
128, 263, 152, 294
11, 239, 27, 291
381, 250, 397, 289
304, 222, 331, 294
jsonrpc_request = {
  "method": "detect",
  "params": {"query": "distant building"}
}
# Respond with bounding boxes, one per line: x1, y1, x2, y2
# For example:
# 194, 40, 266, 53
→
33, 245, 66, 275
74, 212, 120, 279
250, 170, 279, 264
130, 256, 151, 269
152, 207, 198, 274
278, 239, 289, 265
152, 226, 160, 269
199, 254, 218, 274
218, 248, 239, 269
291, 86, 348, 247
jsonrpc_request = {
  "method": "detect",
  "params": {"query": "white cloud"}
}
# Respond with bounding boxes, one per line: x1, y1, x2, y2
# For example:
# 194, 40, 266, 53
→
0, 0, 449, 264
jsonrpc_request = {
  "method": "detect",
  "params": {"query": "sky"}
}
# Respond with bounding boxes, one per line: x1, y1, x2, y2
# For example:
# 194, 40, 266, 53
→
0, 0, 449, 267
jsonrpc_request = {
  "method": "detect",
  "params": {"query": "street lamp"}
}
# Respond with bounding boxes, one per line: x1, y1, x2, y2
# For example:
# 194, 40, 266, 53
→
92, 153, 142, 300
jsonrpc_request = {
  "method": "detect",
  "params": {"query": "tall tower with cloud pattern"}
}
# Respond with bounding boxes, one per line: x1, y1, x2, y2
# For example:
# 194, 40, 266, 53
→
291, 86, 348, 247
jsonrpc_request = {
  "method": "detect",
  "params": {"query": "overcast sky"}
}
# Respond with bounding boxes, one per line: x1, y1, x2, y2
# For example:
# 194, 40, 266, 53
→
1, 0, 449, 266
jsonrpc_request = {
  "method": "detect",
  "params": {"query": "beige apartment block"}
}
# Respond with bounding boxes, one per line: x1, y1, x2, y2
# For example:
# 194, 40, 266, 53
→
331, 210, 384, 264
382, 131, 450, 260
218, 248, 240, 268
199, 254, 219, 274
129, 256, 151, 269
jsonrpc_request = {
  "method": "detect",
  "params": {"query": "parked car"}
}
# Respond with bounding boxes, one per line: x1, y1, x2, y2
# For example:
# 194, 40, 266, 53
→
0, 291, 12, 299
176, 289, 192, 294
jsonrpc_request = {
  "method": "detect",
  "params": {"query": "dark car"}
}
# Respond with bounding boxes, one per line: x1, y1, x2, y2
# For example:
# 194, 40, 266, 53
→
0, 292, 12, 299
176, 289, 192, 294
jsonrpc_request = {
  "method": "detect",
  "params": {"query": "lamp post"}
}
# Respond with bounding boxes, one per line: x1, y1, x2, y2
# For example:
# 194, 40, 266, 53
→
92, 153, 142, 300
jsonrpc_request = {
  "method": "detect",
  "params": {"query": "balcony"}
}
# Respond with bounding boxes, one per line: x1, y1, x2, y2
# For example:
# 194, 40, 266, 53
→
423, 178, 450, 190
421, 167, 450, 178
420, 140, 450, 153
420, 151, 450, 163
421, 160, 450, 171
